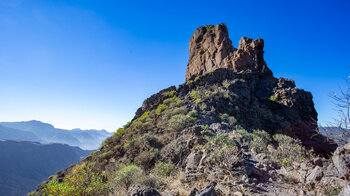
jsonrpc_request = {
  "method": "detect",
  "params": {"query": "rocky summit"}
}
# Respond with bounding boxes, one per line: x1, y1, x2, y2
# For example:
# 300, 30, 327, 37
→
32, 24, 349, 196
186, 24, 271, 81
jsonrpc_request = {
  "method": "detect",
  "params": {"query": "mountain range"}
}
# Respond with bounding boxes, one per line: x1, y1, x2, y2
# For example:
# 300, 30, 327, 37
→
0, 120, 112, 150
0, 140, 93, 196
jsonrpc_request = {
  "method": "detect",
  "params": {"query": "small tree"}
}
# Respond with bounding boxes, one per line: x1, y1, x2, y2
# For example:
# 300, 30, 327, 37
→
322, 76, 350, 145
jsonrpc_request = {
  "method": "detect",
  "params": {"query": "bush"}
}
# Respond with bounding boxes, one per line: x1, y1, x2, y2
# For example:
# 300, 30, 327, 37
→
271, 134, 313, 167
155, 104, 167, 115
236, 129, 271, 153
187, 110, 197, 118
205, 134, 240, 168
154, 162, 173, 176
168, 114, 187, 132
222, 80, 231, 88
163, 90, 176, 97
205, 24, 214, 31
163, 96, 180, 106
43, 163, 106, 196
194, 75, 200, 82
140, 176, 162, 189
134, 149, 158, 168
200, 103, 207, 111
269, 95, 279, 102
113, 164, 142, 189
323, 185, 341, 196
124, 137, 142, 150
190, 90, 202, 104
114, 128, 125, 137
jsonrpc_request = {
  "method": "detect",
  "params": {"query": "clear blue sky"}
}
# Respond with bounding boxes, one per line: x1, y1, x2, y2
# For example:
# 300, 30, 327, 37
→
0, 0, 349, 132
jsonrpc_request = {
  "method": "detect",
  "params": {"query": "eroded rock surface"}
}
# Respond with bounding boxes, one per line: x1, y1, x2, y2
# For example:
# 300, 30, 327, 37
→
186, 24, 271, 81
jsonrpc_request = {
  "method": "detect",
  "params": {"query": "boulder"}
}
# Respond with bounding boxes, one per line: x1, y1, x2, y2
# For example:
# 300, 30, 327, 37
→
332, 144, 350, 179
306, 166, 323, 184
127, 184, 161, 196
189, 186, 217, 196
339, 183, 350, 196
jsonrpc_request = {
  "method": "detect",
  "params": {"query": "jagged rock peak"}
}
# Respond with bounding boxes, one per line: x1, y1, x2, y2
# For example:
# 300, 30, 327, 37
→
186, 23, 272, 81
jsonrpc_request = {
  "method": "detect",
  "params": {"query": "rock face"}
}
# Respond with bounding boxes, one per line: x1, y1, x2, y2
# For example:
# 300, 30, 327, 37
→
186, 24, 271, 81
33, 24, 344, 196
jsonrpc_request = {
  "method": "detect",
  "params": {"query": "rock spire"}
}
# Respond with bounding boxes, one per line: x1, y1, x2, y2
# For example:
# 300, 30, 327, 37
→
186, 23, 272, 81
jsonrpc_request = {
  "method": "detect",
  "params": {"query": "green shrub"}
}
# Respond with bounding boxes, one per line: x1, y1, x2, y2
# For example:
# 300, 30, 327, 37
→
271, 134, 313, 167
168, 114, 187, 132
205, 134, 240, 168
190, 90, 202, 104
227, 116, 237, 127
167, 111, 197, 132
194, 75, 200, 82
123, 121, 131, 128
205, 24, 214, 31
202, 124, 209, 131
163, 90, 176, 97
187, 110, 197, 118
222, 80, 231, 88
155, 104, 167, 115
218, 88, 230, 99
124, 137, 142, 150
140, 176, 162, 189
113, 164, 142, 189
323, 185, 341, 196
154, 162, 173, 176
43, 163, 106, 196
200, 103, 207, 111
163, 96, 180, 106
114, 128, 125, 137
269, 95, 279, 102
236, 129, 271, 153
135, 149, 158, 167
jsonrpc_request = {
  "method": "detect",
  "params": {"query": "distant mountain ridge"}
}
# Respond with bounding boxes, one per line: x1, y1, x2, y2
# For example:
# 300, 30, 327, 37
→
0, 120, 112, 150
0, 140, 92, 196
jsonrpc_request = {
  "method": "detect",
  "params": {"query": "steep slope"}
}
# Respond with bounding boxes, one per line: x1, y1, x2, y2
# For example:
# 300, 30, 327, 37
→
0, 140, 92, 196
33, 24, 349, 196
0, 120, 112, 150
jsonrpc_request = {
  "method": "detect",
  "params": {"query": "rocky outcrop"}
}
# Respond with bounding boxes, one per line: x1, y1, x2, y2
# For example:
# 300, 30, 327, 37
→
186, 24, 271, 81
33, 23, 343, 196
127, 184, 161, 196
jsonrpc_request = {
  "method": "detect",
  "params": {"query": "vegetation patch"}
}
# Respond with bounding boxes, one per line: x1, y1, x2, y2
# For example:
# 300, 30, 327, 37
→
271, 134, 313, 167
43, 163, 106, 196
154, 161, 173, 176
205, 134, 240, 168
236, 129, 271, 154
124, 137, 142, 151
269, 95, 279, 102
112, 164, 142, 189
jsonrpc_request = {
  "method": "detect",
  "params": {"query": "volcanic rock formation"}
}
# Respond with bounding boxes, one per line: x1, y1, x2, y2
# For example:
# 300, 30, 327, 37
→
32, 24, 348, 196
186, 24, 271, 81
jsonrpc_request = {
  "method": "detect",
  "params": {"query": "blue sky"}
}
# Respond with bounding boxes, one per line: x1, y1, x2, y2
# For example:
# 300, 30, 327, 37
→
0, 0, 349, 131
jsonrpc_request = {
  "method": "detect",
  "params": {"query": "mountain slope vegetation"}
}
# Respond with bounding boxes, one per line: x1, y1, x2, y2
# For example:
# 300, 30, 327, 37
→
32, 24, 350, 196
0, 140, 92, 196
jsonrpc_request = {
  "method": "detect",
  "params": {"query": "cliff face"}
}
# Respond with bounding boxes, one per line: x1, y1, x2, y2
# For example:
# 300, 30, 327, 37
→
33, 24, 349, 196
186, 24, 271, 81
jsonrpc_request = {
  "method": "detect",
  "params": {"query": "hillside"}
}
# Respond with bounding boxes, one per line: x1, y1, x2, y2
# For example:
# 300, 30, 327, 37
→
32, 24, 350, 196
0, 140, 92, 196
0, 120, 112, 150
